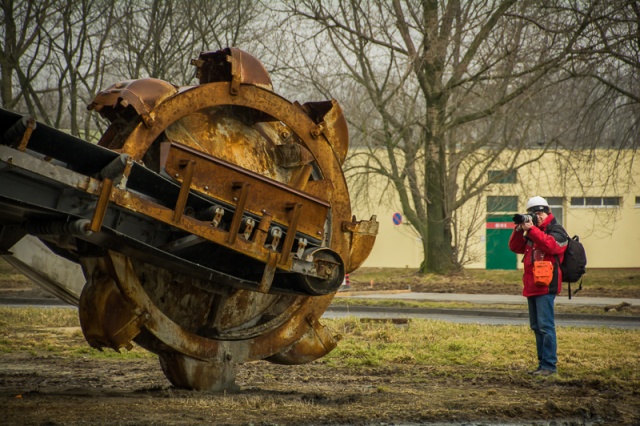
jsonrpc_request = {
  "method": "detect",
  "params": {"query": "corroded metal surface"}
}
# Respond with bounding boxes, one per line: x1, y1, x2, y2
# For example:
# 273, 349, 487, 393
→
0, 48, 378, 391
162, 142, 330, 239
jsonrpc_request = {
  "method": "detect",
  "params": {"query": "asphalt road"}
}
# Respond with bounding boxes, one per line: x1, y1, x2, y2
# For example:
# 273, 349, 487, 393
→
323, 305, 640, 328
2, 295, 639, 328
327, 291, 640, 328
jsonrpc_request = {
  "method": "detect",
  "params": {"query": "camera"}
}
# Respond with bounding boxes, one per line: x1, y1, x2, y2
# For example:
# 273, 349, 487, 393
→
513, 213, 537, 225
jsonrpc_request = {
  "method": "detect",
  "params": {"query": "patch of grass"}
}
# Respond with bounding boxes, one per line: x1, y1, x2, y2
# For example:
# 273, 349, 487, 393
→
350, 267, 523, 285
331, 297, 640, 317
0, 306, 79, 328
350, 267, 640, 290
323, 317, 640, 390
0, 258, 24, 276
0, 307, 153, 359
2, 307, 639, 392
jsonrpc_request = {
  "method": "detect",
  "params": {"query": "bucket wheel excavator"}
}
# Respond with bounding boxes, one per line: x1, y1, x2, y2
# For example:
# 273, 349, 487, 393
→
0, 48, 378, 390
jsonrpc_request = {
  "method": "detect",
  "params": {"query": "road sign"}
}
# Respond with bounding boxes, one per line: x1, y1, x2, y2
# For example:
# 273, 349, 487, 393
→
392, 212, 402, 225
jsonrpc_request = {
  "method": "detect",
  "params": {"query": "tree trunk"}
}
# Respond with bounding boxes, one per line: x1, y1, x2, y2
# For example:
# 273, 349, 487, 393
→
420, 145, 458, 275
0, 1, 16, 108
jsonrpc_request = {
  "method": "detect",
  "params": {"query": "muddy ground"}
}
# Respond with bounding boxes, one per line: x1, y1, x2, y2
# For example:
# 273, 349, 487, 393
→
1, 271, 639, 425
2, 351, 638, 426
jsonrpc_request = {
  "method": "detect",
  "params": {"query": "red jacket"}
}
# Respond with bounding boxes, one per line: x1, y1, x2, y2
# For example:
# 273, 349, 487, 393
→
508, 213, 568, 297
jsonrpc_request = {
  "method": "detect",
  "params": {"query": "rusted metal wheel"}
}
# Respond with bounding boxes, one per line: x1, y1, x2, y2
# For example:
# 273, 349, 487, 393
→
78, 49, 378, 390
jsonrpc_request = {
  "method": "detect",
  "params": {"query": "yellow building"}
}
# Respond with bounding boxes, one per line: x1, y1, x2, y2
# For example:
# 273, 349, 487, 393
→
350, 150, 640, 270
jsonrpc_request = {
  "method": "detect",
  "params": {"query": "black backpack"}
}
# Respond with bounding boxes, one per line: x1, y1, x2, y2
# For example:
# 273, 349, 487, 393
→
547, 224, 587, 299
559, 234, 587, 299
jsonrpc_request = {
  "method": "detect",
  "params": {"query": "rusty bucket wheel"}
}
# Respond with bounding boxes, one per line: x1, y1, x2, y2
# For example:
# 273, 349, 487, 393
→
117, 80, 353, 291
79, 80, 352, 390
0, 48, 377, 392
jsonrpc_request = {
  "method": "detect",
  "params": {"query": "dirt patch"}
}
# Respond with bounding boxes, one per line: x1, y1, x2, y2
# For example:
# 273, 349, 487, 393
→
1, 352, 638, 425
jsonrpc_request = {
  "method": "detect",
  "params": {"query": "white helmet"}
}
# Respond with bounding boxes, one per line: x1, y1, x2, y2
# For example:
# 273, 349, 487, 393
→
526, 196, 549, 212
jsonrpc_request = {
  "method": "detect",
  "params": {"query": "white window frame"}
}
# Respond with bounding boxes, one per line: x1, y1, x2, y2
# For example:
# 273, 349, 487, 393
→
570, 196, 621, 208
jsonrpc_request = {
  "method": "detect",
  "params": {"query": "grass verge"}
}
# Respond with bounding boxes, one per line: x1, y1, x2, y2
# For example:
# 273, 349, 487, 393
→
324, 317, 640, 391
331, 297, 640, 317
350, 267, 528, 285
1, 307, 638, 391
349, 267, 640, 292
0, 307, 153, 359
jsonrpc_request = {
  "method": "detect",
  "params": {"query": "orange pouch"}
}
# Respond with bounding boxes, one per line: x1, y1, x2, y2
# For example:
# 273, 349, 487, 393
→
533, 261, 553, 286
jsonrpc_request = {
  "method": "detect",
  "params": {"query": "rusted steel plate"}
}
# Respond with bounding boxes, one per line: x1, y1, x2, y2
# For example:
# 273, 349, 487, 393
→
118, 82, 353, 267
193, 48, 273, 91
299, 100, 349, 165
108, 251, 221, 361
163, 109, 287, 182
106, 251, 323, 362
0, 145, 99, 193
87, 78, 178, 130
108, 187, 287, 268
163, 142, 330, 238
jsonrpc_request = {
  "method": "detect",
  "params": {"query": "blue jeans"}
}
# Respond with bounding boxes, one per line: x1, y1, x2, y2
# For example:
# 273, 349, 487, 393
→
527, 293, 557, 372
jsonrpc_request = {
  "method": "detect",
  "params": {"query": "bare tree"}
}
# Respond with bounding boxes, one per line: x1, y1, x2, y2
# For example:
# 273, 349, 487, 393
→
566, 0, 640, 150
1, 0, 265, 139
40, 0, 116, 134
186, 0, 263, 54
272, 0, 600, 274
76, 2, 117, 141
110, 1, 196, 82
569, 0, 640, 104
109, 0, 263, 84
0, 0, 56, 113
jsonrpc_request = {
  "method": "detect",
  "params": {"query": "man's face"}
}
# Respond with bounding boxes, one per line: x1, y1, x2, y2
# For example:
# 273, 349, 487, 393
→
531, 210, 548, 224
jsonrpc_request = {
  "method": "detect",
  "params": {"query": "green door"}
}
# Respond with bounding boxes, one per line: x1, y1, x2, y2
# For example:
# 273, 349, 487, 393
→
486, 214, 517, 270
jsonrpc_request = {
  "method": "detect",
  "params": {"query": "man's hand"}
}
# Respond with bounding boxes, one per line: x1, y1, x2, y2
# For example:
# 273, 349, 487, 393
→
522, 220, 534, 231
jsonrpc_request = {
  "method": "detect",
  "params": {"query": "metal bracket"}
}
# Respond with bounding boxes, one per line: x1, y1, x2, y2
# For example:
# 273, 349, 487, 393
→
279, 203, 302, 265
211, 207, 224, 228
173, 160, 196, 223
258, 251, 278, 293
295, 238, 308, 258
241, 217, 255, 240
310, 121, 326, 139
252, 211, 272, 246
90, 179, 114, 233
2, 116, 36, 151
227, 182, 249, 244
269, 227, 282, 251
227, 56, 241, 95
